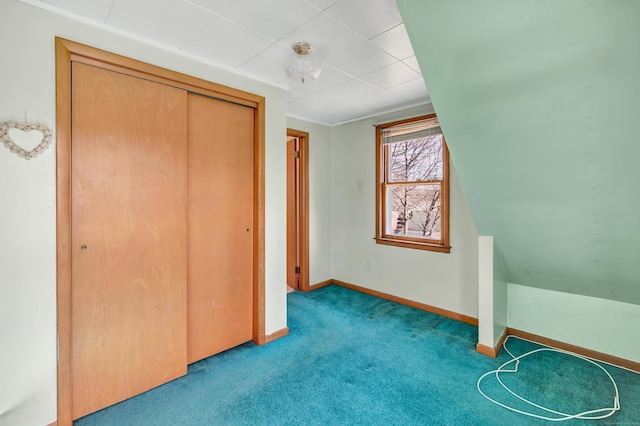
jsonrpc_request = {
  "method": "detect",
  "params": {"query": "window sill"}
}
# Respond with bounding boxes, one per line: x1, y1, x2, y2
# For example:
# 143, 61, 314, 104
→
374, 237, 451, 253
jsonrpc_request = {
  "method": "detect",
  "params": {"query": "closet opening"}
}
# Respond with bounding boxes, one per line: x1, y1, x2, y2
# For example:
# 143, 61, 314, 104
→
55, 37, 266, 425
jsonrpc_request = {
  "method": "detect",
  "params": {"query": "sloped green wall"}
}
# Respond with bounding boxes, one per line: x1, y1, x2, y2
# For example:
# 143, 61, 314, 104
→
397, 0, 640, 304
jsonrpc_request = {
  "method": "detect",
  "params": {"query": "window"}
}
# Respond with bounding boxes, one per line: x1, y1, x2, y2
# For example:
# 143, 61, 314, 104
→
375, 114, 450, 252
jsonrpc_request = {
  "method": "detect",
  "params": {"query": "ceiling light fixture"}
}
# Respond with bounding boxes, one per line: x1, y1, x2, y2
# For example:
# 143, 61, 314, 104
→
282, 42, 323, 84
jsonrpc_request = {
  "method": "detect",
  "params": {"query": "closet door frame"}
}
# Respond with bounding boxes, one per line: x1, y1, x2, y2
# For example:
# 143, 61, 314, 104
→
55, 37, 266, 426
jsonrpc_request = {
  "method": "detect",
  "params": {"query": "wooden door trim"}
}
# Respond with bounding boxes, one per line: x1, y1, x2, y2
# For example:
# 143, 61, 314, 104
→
253, 98, 266, 344
55, 38, 266, 425
286, 136, 298, 290
286, 129, 309, 292
55, 37, 73, 426
58, 38, 261, 108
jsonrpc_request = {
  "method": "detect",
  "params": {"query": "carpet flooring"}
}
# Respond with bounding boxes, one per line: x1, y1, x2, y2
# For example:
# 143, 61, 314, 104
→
75, 285, 640, 425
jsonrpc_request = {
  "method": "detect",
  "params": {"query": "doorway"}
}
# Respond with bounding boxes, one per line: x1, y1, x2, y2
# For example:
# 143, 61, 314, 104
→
286, 129, 309, 292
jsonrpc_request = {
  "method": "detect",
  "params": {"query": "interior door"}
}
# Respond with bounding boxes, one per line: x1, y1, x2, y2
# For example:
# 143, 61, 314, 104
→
286, 129, 309, 292
187, 93, 254, 364
71, 62, 188, 419
286, 136, 300, 290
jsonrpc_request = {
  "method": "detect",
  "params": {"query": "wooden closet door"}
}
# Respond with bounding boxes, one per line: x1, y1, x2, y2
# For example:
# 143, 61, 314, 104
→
71, 62, 188, 419
187, 93, 254, 363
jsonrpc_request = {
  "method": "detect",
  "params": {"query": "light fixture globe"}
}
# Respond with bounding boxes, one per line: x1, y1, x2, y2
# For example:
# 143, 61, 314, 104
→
283, 42, 323, 84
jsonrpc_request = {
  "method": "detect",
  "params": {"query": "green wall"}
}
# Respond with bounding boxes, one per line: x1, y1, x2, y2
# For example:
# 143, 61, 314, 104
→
397, 0, 640, 305
509, 284, 640, 363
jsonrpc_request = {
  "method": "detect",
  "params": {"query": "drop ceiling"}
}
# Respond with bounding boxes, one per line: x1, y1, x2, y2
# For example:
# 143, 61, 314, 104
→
21, 0, 430, 126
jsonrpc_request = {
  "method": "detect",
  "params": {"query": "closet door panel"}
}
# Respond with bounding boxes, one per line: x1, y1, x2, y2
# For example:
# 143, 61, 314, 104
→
71, 62, 188, 419
187, 93, 254, 363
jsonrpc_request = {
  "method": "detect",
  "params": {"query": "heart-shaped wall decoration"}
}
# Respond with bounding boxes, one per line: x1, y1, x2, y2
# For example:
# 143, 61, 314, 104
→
0, 121, 53, 160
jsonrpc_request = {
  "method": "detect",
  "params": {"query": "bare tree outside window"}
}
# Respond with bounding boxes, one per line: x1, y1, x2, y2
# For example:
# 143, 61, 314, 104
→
388, 136, 443, 239
375, 114, 450, 252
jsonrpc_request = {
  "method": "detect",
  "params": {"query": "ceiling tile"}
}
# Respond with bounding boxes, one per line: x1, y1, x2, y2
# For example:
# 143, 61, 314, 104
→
369, 24, 415, 60
26, 0, 431, 126
39, 0, 113, 21
284, 81, 322, 102
110, 0, 213, 41
324, 0, 402, 39
240, 42, 353, 89
353, 89, 405, 112
216, 0, 321, 41
324, 41, 397, 77
384, 78, 430, 103
301, 64, 352, 90
239, 42, 292, 83
349, 103, 381, 121
279, 12, 365, 61
322, 99, 373, 123
309, 107, 362, 125
305, 110, 348, 125
180, 43, 241, 68
303, 0, 337, 12
402, 56, 422, 73
359, 61, 422, 90
105, 14, 186, 49
182, 14, 274, 64
323, 78, 379, 100
296, 90, 346, 109
182, 0, 231, 13
287, 101, 325, 119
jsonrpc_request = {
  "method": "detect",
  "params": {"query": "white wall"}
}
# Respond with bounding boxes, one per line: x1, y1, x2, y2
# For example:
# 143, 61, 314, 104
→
508, 284, 640, 363
493, 242, 508, 342
286, 117, 333, 285
477, 236, 508, 348
0, 2, 287, 425
330, 105, 480, 318
477, 236, 494, 347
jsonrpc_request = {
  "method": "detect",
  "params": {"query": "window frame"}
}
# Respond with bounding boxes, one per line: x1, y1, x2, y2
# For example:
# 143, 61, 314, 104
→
375, 114, 451, 253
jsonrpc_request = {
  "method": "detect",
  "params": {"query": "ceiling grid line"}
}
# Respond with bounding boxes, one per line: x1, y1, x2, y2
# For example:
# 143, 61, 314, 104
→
21, 0, 432, 126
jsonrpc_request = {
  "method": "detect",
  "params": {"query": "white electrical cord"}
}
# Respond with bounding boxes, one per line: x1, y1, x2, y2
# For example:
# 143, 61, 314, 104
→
477, 336, 621, 421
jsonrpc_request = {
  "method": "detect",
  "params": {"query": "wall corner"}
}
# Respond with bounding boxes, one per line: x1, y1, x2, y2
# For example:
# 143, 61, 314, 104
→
478, 236, 509, 354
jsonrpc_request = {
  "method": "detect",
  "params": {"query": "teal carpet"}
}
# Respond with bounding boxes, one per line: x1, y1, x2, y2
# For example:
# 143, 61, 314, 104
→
75, 285, 640, 425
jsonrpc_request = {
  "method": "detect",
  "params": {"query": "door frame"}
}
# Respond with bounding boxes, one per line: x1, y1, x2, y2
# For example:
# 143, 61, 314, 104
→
286, 129, 309, 292
55, 38, 266, 425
